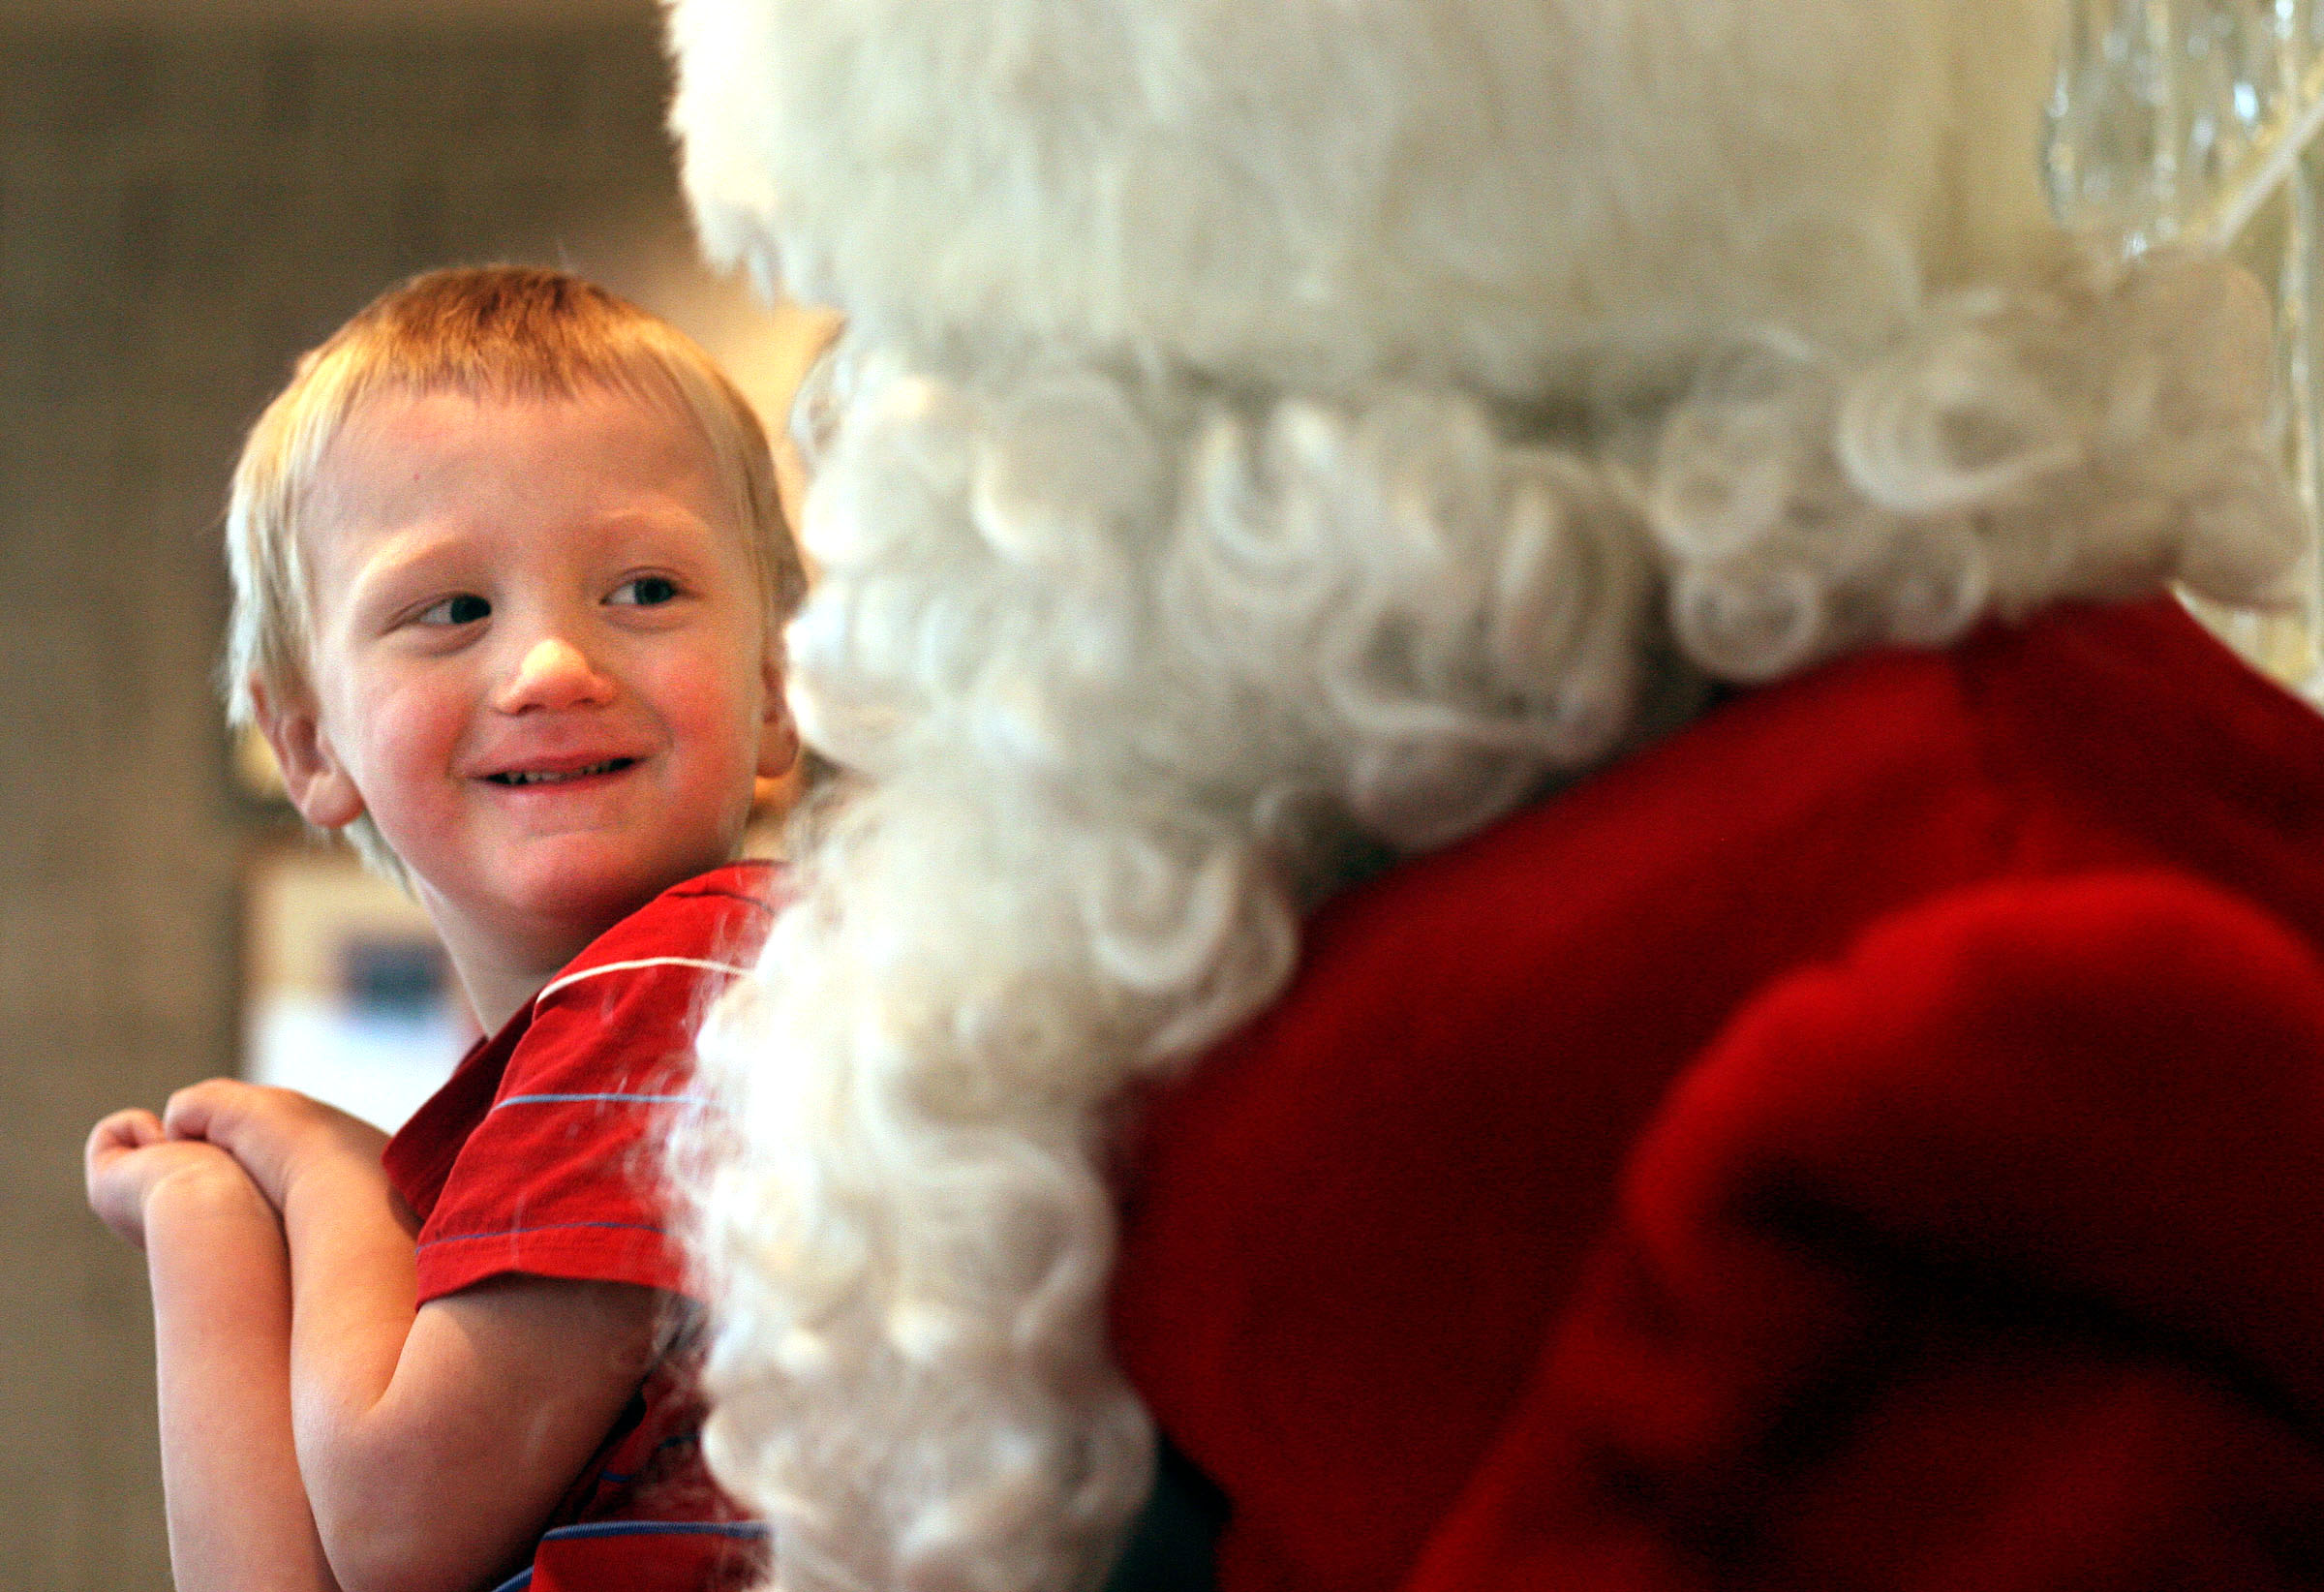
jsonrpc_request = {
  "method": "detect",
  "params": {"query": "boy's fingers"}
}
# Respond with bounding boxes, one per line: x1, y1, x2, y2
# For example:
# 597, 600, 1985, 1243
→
163, 1078, 249, 1141
85, 1108, 164, 1165
84, 1111, 165, 1234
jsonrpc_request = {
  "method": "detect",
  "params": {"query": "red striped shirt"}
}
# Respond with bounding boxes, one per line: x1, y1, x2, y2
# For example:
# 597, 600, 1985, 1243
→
382, 860, 781, 1592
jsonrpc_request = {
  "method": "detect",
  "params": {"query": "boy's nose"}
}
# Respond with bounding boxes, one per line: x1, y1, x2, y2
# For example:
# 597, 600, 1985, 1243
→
496, 634, 616, 714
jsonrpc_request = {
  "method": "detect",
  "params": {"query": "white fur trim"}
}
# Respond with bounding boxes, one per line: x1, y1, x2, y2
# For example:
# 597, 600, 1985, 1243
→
666, 0, 2060, 399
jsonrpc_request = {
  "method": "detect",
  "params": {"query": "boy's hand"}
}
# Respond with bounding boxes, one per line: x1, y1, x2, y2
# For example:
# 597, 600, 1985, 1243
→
85, 1109, 260, 1250
162, 1081, 390, 1213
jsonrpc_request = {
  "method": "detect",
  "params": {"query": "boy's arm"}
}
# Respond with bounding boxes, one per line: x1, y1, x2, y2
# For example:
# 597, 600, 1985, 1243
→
85, 1110, 340, 1592
164, 1082, 666, 1592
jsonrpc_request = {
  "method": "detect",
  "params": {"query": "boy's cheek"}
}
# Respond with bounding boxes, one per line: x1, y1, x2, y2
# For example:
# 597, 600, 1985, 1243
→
346, 688, 466, 810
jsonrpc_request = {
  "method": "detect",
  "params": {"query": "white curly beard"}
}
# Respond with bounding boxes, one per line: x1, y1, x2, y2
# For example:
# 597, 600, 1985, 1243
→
676, 247, 2301, 1592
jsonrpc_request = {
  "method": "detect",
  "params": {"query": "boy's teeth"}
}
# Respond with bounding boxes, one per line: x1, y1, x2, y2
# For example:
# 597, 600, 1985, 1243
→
499, 759, 624, 785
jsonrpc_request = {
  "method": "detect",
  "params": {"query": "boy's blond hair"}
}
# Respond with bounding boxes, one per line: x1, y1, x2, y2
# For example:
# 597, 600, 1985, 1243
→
224, 264, 807, 879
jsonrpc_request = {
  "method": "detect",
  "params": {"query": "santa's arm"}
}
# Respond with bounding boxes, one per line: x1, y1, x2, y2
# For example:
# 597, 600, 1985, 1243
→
1403, 870, 2324, 1588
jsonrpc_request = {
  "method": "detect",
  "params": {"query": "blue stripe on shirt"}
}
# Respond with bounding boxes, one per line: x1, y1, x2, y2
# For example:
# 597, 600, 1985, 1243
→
485, 1521, 772, 1591
541, 1519, 772, 1542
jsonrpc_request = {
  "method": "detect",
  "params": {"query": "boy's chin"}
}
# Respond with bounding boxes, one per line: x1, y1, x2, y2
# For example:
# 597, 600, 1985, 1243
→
467, 837, 736, 950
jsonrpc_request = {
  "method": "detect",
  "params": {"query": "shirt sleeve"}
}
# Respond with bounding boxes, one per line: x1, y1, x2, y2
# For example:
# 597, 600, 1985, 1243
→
410, 907, 755, 1304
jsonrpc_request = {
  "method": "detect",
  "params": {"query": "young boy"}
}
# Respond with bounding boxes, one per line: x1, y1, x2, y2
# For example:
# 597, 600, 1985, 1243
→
82, 265, 806, 1592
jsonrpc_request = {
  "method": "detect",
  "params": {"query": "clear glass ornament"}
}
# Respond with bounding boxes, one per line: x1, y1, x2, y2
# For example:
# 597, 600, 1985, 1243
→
2047, 0, 2324, 699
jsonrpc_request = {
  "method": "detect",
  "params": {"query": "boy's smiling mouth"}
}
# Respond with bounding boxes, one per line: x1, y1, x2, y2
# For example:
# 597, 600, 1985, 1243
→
483, 757, 639, 787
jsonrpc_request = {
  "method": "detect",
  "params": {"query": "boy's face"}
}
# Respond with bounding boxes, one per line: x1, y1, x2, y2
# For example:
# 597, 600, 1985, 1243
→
268, 386, 794, 969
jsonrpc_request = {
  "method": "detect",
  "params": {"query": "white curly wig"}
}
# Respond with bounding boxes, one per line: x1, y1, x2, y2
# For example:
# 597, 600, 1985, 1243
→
661, 2, 2306, 1589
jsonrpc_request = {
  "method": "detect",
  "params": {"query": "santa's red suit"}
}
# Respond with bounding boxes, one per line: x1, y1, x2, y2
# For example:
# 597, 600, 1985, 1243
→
1116, 595, 2324, 1590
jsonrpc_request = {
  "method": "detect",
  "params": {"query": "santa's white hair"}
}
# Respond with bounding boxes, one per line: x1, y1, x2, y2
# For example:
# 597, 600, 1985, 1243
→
661, 2, 2304, 1589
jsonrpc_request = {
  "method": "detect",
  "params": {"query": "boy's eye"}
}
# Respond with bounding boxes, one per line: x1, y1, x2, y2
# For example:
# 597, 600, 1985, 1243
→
609, 575, 681, 608
416, 594, 491, 626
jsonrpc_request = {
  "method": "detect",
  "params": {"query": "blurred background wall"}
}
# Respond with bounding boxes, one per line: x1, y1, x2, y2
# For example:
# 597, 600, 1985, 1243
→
0, 4, 800, 1582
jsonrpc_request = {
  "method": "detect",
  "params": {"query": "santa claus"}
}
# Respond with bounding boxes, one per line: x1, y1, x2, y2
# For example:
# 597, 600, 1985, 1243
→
661, 0, 2324, 1587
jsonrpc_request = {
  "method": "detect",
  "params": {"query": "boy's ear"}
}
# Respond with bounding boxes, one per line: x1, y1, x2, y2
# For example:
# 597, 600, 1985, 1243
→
756, 644, 801, 781
248, 675, 366, 830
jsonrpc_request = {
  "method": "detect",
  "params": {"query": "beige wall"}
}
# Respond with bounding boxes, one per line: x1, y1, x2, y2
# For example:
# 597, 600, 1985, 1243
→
0, 13, 766, 1585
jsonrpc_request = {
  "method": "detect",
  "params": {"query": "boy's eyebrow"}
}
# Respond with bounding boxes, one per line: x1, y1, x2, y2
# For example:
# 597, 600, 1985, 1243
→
574, 505, 762, 571
327, 528, 488, 619
342, 529, 475, 590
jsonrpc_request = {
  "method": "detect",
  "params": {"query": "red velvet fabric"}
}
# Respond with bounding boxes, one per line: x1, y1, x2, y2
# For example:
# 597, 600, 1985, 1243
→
1111, 597, 2324, 1591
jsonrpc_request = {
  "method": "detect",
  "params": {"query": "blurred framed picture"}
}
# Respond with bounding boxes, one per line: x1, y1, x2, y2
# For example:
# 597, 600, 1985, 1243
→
240, 838, 476, 1134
